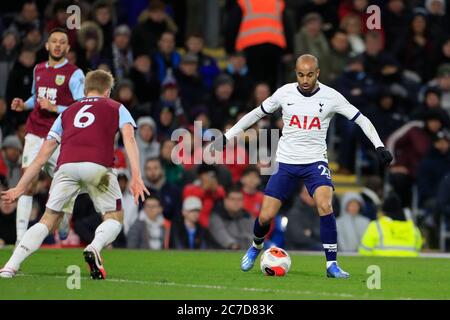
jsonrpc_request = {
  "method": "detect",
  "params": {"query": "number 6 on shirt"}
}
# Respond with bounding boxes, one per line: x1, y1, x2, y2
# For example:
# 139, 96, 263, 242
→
74, 104, 95, 128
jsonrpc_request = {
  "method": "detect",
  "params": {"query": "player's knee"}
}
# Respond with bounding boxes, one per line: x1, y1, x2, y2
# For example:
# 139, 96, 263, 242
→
316, 200, 333, 215
104, 210, 124, 224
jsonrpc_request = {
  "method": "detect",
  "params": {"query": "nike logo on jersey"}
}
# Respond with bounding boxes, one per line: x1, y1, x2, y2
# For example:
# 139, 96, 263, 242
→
287, 103, 294, 106
289, 115, 321, 130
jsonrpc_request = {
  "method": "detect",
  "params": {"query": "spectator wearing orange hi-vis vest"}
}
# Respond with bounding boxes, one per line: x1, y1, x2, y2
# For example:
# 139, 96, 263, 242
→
225, 0, 293, 91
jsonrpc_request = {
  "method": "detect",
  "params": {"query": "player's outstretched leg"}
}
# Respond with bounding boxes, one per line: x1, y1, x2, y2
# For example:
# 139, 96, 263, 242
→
83, 213, 122, 280
1, 210, 61, 278
241, 195, 281, 272
241, 218, 269, 271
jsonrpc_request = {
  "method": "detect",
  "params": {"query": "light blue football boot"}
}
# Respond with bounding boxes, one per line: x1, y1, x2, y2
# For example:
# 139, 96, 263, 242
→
241, 246, 262, 272
326, 262, 350, 278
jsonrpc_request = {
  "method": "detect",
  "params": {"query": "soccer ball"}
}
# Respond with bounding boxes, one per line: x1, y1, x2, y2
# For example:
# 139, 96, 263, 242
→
260, 247, 291, 276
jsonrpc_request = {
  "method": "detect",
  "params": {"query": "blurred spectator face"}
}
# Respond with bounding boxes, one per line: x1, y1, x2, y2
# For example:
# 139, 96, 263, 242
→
438, 75, 450, 91
180, 61, 198, 76
158, 32, 175, 55
353, 0, 368, 11
305, 18, 322, 37
341, 15, 362, 35
346, 200, 361, 216
161, 140, 175, 161
143, 198, 163, 221
183, 208, 200, 224
25, 29, 42, 46
21, 2, 38, 22
67, 50, 77, 65
442, 40, 450, 58
186, 36, 204, 54
241, 171, 261, 191
195, 112, 210, 128
224, 191, 244, 214
426, 119, 443, 133
300, 185, 315, 207
2, 34, 17, 51
85, 37, 99, 52
254, 83, 270, 105
215, 83, 234, 101
46, 31, 70, 61
425, 92, 440, 108
160, 108, 174, 126
380, 95, 394, 110
365, 32, 383, 55
4, 146, 21, 162
429, 0, 445, 15
114, 34, 130, 50
411, 15, 427, 34
229, 54, 246, 72
19, 50, 36, 68
56, 9, 68, 25
149, 8, 166, 23
145, 159, 163, 183
434, 138, 450, 154
118, 86, 133, 104
162, 86, 179, 101
139, 124, 154, 142
199, 171, 218, 191
95, 6, 112, 26
134, 55, 151, 73
388, 0, 404, 14
331, 32, 349, 53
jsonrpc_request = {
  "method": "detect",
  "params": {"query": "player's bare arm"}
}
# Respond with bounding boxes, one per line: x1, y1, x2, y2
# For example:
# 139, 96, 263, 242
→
121, 123, 150, 204
1, 139, 58, 204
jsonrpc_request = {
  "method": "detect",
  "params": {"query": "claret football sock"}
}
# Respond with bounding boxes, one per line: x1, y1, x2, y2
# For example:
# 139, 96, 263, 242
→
89, 219, 122, 253
320, 213, 338, 268
5, 223, 49, 271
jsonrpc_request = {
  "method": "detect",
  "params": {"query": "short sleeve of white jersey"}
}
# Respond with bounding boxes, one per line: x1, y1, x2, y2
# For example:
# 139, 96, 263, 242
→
332, 91, 361, 121
260, 87, 283, 114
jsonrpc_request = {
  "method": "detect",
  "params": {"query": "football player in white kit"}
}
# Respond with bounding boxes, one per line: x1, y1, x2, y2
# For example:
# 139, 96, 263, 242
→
212, 54, 393, 278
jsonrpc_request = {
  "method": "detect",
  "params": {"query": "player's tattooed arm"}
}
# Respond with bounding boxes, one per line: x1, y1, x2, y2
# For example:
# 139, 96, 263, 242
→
121, 123, 150, 204
1, 139, 58, 204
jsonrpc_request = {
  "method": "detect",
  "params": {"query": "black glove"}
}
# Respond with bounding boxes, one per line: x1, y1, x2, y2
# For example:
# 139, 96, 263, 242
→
376, 147, 393, 166
210, 135, 228, 152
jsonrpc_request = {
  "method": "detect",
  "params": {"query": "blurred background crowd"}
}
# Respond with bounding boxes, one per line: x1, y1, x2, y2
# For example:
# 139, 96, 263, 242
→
0, 0, 449, 253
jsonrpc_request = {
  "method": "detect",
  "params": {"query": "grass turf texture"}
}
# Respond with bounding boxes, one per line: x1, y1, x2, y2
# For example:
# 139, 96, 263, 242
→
0, 249, 449, 300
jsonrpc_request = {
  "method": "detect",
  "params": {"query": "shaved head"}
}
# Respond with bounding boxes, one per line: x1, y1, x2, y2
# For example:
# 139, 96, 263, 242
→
296, 54, 319, 70
295, 54, 320, 93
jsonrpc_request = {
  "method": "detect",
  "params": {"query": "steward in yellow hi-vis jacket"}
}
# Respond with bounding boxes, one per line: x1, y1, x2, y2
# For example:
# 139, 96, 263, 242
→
359, 193, 423, 257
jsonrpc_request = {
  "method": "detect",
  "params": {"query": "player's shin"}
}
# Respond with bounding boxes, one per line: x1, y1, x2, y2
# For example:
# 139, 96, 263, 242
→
320, 213, 338, 268
5, 223, 49, 271
252, 218, 270, 249
16, 195, 34, 244
89, 218, 122, 253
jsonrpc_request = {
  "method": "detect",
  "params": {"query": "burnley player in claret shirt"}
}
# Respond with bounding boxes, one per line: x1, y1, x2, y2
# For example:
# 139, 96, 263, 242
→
0, 70, 148, 279
10, 28, 85, 245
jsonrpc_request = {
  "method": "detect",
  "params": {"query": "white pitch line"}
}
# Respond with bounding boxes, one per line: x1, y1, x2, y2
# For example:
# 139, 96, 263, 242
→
15, 274, 358, 299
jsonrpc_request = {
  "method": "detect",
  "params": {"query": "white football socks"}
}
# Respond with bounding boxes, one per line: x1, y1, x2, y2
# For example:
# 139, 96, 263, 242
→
5, 223, 49, 271
89, 219, 122, 253
16, 195, 33, 243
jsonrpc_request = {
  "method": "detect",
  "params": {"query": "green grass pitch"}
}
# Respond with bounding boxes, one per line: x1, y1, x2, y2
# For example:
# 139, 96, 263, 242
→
0, 248, 449, 300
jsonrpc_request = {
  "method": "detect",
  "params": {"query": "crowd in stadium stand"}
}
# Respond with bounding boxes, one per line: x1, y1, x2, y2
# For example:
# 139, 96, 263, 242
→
0, 0, 449, 252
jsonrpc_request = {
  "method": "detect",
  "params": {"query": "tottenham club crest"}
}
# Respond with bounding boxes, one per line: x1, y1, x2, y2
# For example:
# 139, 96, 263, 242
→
55, 74, 65, 86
